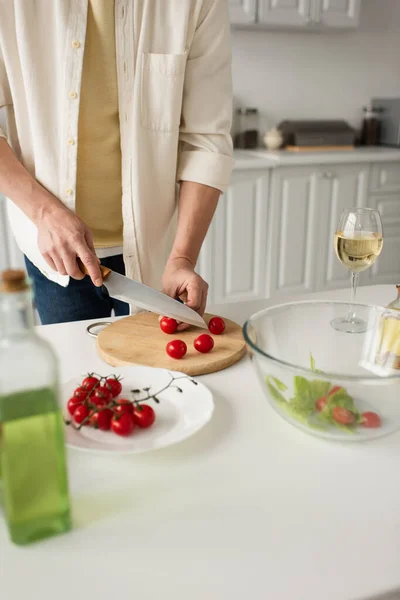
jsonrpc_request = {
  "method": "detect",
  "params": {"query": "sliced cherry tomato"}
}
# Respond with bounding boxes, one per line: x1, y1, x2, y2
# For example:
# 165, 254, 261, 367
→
208, 316, 225, 335
315, 396, 327, 412
105, 377, 122, 399
160, 317, 178, 335
90, 409, 113, 431
73, 404, 90, 425
114, 398, 134, 416
328, 386, 342, 397
133, 404, 155, 429
194, 333, 214, 354
332, 406, 355, 425
360, 411, 381, 428
81, 375, 100, 392
111, 413, 135, 437
166, 340, 187, 359
93, 385, 113, 403
67, 397, 83, 416
73, 387, 90, 402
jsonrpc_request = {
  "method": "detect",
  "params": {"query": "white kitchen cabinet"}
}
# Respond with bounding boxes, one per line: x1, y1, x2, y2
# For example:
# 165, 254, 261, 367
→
197, 169, 270, 305
258, 0, 312, 27
313, 0, 361, 29
267, 166, 319, 296
315, 164, 369, 291
228, 0, 257, 24
367, 195, 400, 285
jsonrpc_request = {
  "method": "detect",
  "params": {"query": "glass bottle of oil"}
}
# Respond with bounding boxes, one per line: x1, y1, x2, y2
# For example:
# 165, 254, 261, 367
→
375, 285, 400, 370
0, 269, 71, 545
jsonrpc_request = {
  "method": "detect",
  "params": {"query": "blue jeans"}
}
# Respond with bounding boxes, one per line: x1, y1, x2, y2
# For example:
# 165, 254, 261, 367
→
25, 255, 130, 325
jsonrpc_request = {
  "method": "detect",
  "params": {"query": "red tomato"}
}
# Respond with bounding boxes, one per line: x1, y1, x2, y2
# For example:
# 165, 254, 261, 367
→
194, 333, 214, 354
90, 397, 108, 408
332, 406, 355, 425
93, 386, 113, 403
114, 398, 134, 416
81, 375, 100, 392
166, 339, 187, 359
360, 411, 381, 428
67, 397, 83, 416
73, 404, 90, 425
73, 387, 90, 402
90, 409, 113, 431
133, 404, 156, 428
111, 413, 135, 437
105, 377, 122, 398
315, 396, 327, 412
160, 317, 178, 335
208, 316, 225, 335
328, 386, 342, 397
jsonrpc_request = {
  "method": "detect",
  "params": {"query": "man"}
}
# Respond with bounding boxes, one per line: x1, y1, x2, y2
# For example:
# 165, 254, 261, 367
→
0, 0, 233, 325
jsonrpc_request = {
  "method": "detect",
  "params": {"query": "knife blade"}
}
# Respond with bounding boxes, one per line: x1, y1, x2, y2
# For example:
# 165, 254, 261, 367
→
82, 263, 207, 328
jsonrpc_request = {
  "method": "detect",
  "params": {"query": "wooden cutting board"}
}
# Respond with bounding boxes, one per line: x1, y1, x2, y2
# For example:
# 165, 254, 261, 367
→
97, 313, 247, 376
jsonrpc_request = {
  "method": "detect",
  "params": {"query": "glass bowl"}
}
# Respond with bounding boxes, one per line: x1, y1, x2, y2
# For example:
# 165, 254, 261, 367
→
243, 301, 400, 442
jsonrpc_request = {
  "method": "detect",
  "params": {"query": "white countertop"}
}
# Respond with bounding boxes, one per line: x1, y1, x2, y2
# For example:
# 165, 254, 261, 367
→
234, 146, 400, 170
3, 285, 400, 600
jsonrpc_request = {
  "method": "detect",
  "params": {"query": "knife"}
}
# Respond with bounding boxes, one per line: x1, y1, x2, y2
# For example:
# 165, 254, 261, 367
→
79, 262, 207, 328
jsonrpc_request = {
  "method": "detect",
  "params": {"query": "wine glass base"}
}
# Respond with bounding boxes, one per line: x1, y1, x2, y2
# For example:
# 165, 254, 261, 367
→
330, 316, 367, 334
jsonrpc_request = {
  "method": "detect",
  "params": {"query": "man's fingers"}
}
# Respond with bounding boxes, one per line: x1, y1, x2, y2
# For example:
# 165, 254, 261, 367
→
77, 246, 103, 286
51, 254, 67, 276
42, 253, 58, 273
63, 252, 85, 280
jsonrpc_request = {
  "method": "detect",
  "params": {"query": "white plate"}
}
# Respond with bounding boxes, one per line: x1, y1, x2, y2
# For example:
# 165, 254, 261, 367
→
61, 366, 214, 455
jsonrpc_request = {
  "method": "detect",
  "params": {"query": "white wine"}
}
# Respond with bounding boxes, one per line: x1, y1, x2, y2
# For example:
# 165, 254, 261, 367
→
334, 231, 383, 273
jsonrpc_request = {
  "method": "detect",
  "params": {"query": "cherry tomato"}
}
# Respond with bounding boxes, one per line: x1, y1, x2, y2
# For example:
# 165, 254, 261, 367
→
114, 398, 134, 416
105, 377, 122, 398
90, 409, 113, 431
133, 404, 155, 429
73, 404, 90, 425
315, 396, 327, 412
166, 339, 187, 359
332, 406, 355, 425
208, 316, 225, 335
67, 397, 83, 416
93, 386, 113, 403
360, 411, 381, 428
81, 375, 100, 392
194, 333, 214, 354
160, 317, 178, 335
328, 386, 342, 397
73, 387, 90, 402
90, 397, 108, 408
111, 413, 135, 437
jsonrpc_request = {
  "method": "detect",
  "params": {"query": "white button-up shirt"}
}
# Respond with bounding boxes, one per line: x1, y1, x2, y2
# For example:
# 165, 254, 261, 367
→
0, 0, 233, 288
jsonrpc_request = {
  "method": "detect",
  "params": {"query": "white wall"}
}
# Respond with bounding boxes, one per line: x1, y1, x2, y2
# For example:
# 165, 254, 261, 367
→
231, 0, 400, 135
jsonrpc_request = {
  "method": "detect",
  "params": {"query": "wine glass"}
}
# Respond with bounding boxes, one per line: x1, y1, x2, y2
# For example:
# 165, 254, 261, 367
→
331, 207, 383, 333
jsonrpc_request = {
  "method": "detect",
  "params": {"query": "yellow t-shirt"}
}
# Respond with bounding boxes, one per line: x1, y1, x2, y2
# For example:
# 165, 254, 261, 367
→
75, 0, 123, 248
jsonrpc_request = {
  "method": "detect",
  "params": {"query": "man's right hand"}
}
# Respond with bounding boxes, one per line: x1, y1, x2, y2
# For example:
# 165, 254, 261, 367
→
35, 203, 103, 286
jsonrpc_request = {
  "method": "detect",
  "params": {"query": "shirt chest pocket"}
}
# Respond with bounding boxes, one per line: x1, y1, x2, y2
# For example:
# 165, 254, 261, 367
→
141, 52, 187, 133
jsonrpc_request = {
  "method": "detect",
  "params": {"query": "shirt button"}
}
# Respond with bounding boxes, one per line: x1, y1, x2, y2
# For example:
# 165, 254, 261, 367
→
69, 91, 78, 99
65, 188, 73, 196
67, 138, 75, 145
72, 40, 80, 49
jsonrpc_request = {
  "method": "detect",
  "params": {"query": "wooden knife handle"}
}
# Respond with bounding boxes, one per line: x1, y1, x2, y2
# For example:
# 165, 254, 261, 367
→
77, 258, 112, 281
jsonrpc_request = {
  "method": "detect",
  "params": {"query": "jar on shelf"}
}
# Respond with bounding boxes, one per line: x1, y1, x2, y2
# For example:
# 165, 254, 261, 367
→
361, 105, 381, 146
234, 108, 260, 149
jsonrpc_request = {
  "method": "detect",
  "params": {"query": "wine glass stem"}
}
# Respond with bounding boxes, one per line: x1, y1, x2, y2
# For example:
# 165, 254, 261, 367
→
348, 271, 359, 322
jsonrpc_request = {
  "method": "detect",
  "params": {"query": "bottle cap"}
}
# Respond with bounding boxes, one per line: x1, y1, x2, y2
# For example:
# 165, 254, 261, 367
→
0, 269, 29, 293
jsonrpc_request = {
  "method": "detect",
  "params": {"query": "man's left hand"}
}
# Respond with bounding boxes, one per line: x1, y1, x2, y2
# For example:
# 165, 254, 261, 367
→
162, 257, 208, 331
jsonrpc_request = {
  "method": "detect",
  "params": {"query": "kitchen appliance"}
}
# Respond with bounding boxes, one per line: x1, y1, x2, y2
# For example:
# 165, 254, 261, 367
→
277, 120, 356, 150
243, 300, 400, 442
92, 312, 246, 377
81, 263, 207, 328
234, 108, 260, 149
360, 104, 381, 146
371, 98, 400, 147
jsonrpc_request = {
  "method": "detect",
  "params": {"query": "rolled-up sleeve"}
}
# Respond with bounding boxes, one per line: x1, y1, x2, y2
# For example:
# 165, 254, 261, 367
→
176, 0, 234, 193
0, 43, 11, 140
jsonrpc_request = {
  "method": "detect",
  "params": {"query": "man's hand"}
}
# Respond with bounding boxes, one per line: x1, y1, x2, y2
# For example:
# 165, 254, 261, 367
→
35, 203, 102, 286
162, 257, 208, 331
